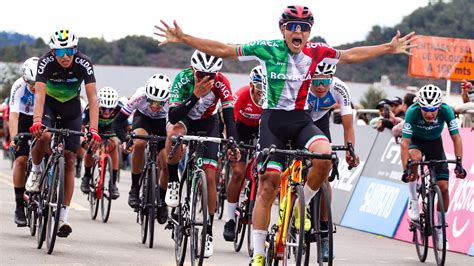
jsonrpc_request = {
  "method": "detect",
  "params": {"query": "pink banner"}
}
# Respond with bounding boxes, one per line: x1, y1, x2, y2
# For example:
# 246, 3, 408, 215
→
394, 128, 474, 255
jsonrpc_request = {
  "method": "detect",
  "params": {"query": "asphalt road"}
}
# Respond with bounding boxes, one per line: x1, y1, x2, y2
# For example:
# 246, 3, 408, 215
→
0, 158, 472, 265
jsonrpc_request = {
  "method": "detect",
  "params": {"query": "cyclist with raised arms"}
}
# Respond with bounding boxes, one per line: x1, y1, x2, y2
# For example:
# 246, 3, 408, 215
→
9, 57, 38, 226
155, 5, 416, 265
113, 74, 171, 224
26, 29, 101, 238
80, 87, 121, 199
165, 50, 239, 258
401, 85, 466, 249
223, 65, 263, 241
307, 60, 360, 260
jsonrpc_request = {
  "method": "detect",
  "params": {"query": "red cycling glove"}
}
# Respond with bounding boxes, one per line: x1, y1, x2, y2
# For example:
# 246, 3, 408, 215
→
89, 128, 102, 143
29, 121, 43, 134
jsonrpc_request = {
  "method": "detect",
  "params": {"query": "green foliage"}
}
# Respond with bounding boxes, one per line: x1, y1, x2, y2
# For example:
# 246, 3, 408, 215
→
359, 86, 387, 109
0, 63, 20, 101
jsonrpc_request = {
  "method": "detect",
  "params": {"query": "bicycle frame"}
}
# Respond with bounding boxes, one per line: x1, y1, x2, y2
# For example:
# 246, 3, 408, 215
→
94, 137, 111, 199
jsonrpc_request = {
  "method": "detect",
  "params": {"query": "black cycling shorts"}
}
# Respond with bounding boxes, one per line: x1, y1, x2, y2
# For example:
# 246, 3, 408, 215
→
179, 114, 219, 169
132, 111, 167, 152
257, 110, 328, 173
313, 111, 332, 142
14, 113, 33, 158
43, 96, 82, 153
409, 137, 449, 180
236, 121, 259, 162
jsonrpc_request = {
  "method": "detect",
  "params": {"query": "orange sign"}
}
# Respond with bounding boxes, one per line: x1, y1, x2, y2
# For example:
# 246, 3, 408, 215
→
408, 35, 474, 81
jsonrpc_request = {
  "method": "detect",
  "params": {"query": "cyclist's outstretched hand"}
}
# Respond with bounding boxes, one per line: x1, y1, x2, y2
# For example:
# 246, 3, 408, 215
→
227, 148, 241, 162
346, 153, 360, 168
389, 30, 417, 55
154, 20, 184, 46
89, 128, 101, 151
29, 121, 43, 139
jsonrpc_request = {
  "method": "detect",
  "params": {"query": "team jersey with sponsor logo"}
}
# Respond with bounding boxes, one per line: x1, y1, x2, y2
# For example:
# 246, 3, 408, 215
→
36, 51, 96, 103
402, 103, 459, 140
307, 77, 352, 122
233, 85, 262, 127
10, 78, 35, 116
170, 68, 234, 120
236, 40, 341, 111
121, 87, 169, 119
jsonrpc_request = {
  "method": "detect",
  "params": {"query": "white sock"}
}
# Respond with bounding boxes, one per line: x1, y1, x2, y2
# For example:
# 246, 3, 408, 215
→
32, 163, 41, 172
252, 229, 267, 257
408, 181, 417, 200
303, 184, 319, 206
59, 206, 69, 221
226, 201, 237, 222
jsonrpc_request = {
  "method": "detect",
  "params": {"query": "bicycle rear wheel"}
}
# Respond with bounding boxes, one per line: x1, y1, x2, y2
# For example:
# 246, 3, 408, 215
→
89, 159, 100, 220
431, 185, 446, 266
190, 170, 208, 265
413, 183, 428, 262
27, 199, 38, 236
101, 156, 113, 223
234, 180, 250, 252
216, 157, 230, 220
46, 157, 64, 254
174, 174, 189, 265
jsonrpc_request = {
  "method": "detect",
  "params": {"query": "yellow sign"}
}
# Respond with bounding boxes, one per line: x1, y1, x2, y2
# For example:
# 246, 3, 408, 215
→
408, 35, 474, 81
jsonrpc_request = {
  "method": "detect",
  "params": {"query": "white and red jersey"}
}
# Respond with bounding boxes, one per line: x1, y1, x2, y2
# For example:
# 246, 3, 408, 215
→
121, 87, 169, 119
233, 85, 262, 127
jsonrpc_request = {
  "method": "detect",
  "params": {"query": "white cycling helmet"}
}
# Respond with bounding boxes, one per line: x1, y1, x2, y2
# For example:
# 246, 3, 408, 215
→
98, 87, 119, 108
22, 57, 39, 82
145, 74, 171, 101
315, 61, 336, 76
190, 50, 223, 73
249, 65, 264, 84
49, 29, 78, 49
417, 84, 443, 108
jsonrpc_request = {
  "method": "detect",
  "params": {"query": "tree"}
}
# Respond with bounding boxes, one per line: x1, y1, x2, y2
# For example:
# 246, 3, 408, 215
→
359, 86, 387, 109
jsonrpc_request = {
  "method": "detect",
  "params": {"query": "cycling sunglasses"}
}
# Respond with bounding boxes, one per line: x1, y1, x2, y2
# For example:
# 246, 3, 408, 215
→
195, 71, 217, 80
100, 107, 115, 112
53, 47, 77, 57
312, 78, 332, 87
284, 21, 312, 32
421, 106, 439, 112
252, 81, 263, 91
147, 98, 163, 106
26, 79, 35, 86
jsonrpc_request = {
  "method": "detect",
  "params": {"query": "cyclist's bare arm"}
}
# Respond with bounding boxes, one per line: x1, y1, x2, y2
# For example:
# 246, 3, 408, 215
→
8, 112, 19, 139
400, 137, 411, 170
339, 31, 417, 64
451, 134, 463, 159
33, 82, 47, 123
341, 114, 355, 147
154, 20, 238, 59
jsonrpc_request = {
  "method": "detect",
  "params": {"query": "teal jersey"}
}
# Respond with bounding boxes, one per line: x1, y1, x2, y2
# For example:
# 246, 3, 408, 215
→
402, 103, 459, 140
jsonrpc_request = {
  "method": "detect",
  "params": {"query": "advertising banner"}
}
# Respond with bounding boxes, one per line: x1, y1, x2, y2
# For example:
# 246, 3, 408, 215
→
329, 124, 377, 224
341, 176, 409, 237
394, 128, 474, 255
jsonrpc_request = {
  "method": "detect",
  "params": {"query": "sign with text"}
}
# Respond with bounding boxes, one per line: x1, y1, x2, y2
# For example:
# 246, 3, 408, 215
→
408, 35, 474, 81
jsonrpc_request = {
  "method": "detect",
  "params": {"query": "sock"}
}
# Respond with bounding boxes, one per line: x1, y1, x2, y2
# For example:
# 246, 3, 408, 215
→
159, 187, 166, 201
207, 214, 214, 236
59, 206, 69, 221
131, 173, 141, 189
408, 181, 417, 200
14, 187, 26, 208
303, 184, 319, 206
252, 229, 267, 257
320, 220, 329, 238
32, 163, 41, 172
76, 156, 83, 168
112, 170, 118, 183
226, 201, 237, 222
84, 167, 92, 177
168, 163, 179, 183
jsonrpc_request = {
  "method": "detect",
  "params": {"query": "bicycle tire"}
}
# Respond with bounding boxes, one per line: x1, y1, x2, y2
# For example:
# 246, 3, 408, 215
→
265, 231, 275, 266
46, 156, 64, 254
413, 180, 429, 262
174, 173, 189, 265
37, 172, 48, 249
281, 184, 304, 266
101, 156, 113, 223
27, 201, 37, 236
234, 206, 247, 252
190, 170, 208, 266
89, 159, 100, 220
147, 164, 157, 248
216, 158, 229, 220
431, 185, 446, 266
140, 171, 148, 244
322, 183, 334, 265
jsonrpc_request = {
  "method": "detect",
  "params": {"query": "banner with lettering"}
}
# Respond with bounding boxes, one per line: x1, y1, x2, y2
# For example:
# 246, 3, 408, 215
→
394, 128, 474, 255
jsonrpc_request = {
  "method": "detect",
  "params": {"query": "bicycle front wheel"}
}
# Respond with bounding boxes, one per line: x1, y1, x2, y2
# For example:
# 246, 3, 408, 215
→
147, 165, 157, 248
216, 158, 229, 220
413, 183, 428, 262
431, 185, 446, 266
46, 157, 64, 254
234, 180, 250, 252
281, 184, 304, 266
101, 156, 113, 223
37, 175, 48, 249
190, 170, 208, 265
89, 159, 100, 220
174, 174, 188, 265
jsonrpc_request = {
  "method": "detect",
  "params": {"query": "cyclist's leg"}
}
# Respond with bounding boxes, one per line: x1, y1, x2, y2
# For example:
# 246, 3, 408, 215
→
106, 135, 121, 199
80, 141, 94, 193
406, 139, 424, 220
423, 138, 450, 212
164, 120, 187, 207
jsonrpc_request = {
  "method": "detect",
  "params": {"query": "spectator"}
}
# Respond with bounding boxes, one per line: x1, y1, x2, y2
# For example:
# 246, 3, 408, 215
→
392, 92, 418, 138
454, 80, 474, 128
389, 96, 405, 118
369, 98, 395, 131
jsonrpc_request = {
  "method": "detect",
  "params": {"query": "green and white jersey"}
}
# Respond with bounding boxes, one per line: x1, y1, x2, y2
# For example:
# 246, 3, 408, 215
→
402, 103, 459, 140
236, 40, 340, 111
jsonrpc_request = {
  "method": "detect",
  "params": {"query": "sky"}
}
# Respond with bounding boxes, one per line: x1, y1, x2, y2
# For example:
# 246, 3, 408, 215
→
1, 0, 430, 47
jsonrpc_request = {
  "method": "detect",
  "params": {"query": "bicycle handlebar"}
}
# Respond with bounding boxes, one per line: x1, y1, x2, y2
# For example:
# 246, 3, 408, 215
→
168, 135, 238, 160
403, 158, 462, 183
13, 133, 33, 146
331, 142, 356, 170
